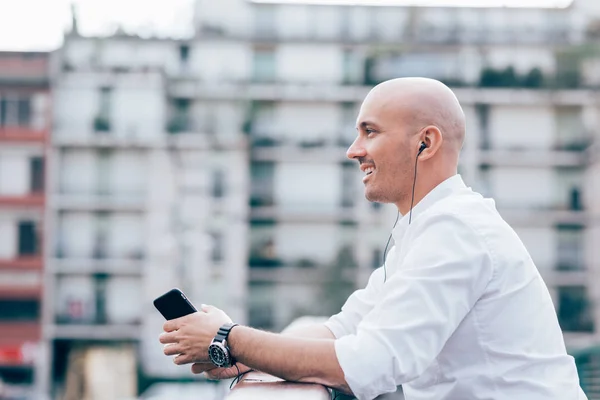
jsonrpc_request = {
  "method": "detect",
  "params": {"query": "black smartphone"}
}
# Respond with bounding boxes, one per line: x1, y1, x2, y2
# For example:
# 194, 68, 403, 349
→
153, 288, 197, 320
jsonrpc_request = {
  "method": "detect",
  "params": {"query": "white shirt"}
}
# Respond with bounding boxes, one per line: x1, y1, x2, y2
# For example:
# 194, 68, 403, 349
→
325, 175, 587, 400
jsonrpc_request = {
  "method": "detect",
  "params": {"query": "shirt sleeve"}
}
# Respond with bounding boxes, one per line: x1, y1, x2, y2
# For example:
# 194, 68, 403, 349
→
333, 213, 495, 400
324, 256, 390, 338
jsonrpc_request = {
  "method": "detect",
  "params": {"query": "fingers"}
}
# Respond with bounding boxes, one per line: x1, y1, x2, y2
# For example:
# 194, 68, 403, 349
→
158, 331, 178, 344
191, 362, 215, 375
173, 353, 192, 365
163, 343, 181, 357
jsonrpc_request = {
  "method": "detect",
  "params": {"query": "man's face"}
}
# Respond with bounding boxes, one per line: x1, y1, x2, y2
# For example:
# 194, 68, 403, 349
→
346, 93, 414, 205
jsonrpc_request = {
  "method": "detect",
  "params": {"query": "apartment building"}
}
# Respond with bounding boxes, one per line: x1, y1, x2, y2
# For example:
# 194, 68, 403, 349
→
34, 0, 600, 397
39, 29, 249, 397
0, 51, 49, 399
190, 0, 600, 344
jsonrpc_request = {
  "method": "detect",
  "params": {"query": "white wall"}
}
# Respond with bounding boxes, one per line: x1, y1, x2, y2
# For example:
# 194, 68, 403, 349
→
274, 163, 341, 211
106, 213, 144, 259
0, 152, 29, 195
105, 277, 142, 323
489, 106, 554, 150
112, 86, 164, 139
111, 151, 147, 196
276, 103, 340, 142
191, 42, 250, 83
276, 223, 338, 264
60, 150, 95, 194
59, 212, 94, 258
490, 167, 554, 209
277, 45, 342, 84
0, 218, 16, 258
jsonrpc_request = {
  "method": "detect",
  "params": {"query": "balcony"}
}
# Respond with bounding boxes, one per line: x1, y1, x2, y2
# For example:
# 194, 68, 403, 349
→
50, 258, 143, 276
0, 322, 40, 345
0, 256, 43, 271
250, 204, 357, 223
250, 137, 350, 163
478, 148, 588, 167
169, 81, 597, 105
0, 127, 47, 143
53, 192, 146, 211
0, 193, 44, 208
198, 24, 579, 46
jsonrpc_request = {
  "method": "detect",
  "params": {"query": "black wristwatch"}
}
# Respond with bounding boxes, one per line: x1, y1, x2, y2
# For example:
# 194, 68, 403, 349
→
208, 322, 239, 368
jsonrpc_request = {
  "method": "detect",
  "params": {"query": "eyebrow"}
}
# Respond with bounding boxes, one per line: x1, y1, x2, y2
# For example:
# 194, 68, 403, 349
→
357, 120, 380, 130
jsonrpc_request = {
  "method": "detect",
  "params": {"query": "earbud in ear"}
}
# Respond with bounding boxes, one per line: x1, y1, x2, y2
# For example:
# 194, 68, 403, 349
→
418, 142, 427, 155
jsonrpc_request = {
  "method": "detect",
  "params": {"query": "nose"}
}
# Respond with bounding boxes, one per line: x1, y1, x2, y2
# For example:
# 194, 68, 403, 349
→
346, 136, 366, 160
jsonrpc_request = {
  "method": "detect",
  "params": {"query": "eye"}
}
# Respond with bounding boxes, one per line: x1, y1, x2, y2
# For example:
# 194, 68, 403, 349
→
366, 128, 377, 137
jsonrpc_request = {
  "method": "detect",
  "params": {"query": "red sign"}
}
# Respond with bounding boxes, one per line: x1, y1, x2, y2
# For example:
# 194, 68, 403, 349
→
0, 342, 37, 365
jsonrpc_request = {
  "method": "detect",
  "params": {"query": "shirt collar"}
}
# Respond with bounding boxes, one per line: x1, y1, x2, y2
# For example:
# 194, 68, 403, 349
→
392, 174, 467, 243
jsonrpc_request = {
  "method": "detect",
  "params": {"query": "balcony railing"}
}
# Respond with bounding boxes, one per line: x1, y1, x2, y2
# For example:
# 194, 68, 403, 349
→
225, 317, 333, 400
0, 127, 47, 143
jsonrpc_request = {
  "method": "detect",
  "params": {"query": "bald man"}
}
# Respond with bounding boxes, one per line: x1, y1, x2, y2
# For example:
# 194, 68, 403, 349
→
159, 78, 587, 400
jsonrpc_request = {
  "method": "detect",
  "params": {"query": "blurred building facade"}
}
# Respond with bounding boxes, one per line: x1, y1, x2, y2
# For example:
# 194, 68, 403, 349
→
28, 0, 600, 397
39, 25, 249, 399
0, 52, 50, 399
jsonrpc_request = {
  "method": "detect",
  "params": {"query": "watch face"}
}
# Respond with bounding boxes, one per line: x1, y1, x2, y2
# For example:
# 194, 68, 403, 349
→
208, 344, 229, 367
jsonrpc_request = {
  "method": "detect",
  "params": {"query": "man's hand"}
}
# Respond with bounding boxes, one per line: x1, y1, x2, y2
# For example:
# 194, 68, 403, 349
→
159, 304, 232, 365
191, 362, 253, 380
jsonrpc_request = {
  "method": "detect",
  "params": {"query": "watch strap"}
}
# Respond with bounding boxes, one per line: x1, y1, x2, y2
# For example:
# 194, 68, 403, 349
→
213, 322, 238, 343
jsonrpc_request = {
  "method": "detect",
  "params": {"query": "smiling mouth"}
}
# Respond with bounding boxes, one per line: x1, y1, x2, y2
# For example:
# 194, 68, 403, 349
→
364, 166, 375, 176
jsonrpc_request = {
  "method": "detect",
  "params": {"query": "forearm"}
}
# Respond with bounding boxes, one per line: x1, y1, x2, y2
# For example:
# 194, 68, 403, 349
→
281, 323, 336, 339
228, 325, 352, 395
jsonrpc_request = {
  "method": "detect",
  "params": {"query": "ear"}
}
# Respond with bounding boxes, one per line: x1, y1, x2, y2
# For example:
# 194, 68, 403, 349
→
418, 126, 443, 160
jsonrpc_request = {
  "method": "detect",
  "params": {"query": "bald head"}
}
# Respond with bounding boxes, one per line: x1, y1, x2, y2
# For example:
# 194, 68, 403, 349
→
363, 77, 466, 156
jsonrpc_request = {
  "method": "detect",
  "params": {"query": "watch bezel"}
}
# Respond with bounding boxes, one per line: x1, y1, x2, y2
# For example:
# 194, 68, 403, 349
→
208, 340, 232, 368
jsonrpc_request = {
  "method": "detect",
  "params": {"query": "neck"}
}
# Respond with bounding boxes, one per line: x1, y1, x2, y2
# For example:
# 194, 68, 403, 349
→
395, 170, 455, 216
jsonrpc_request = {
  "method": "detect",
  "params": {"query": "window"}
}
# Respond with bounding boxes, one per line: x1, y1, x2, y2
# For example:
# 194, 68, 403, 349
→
96, 150, 111, 196
18, 221, 37, 256
94, 87, 112, 132
93, 212, 110, 259
476, 103, 491, 149
339, 102, 356, 145
0, 299, 39, 321
555, 167, 584, 210
0, 96, 31, 126
30, 157, 44, 193
557, 286, 594, 332
99, 87, 112, 117
555, 106, 586, 150
167, 98, 191, 133
17, 98, 31, 126
179, 44, 190, 64
372, 249, 382, 269
250, 162, 275, 207
211, 232, 224, 262
341, 162, 355, 207
247, 101, 276, 138
556, 225, 584, 271
342, 50, 360, 85
0, 98, 6, 125
252, 48, 276, 83
212, 169, 225, 198
254, 5, 276, 38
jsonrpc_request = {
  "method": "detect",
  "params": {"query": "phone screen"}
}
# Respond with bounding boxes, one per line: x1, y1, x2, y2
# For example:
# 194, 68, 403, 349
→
153, 288, 197, 320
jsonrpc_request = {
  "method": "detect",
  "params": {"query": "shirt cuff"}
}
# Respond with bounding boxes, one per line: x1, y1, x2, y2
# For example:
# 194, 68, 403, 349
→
333, 333, 397, 400
324, 317, 347, 339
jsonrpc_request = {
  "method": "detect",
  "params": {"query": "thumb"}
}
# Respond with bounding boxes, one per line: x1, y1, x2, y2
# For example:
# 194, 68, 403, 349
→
200, 304, 214, 312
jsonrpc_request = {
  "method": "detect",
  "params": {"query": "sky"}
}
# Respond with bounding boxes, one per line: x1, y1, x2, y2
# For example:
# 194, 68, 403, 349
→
0, 0, 574, 52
